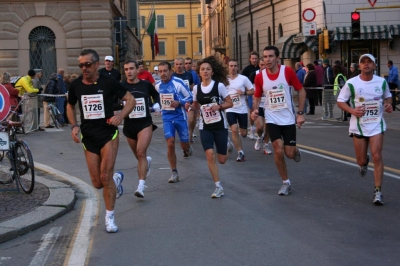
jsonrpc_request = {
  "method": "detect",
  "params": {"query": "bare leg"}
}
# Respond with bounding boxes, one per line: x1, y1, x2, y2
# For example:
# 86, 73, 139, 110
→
127, 125, 153, 180
166, 137, 177, 170
272, 139, 289, 181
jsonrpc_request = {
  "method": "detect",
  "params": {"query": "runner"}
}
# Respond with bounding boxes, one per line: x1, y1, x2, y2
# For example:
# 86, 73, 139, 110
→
251, 46, 305, 196
225, 59, 253, 161
337, 54, 392, 205
67, 49, 136, 233
249, 58, 272, 154
156, 61, 193, 183
121, 60, 160, 198
185, 56, 233, 198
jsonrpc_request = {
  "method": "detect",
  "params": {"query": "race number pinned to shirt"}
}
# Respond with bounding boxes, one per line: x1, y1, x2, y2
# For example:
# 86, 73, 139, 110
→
230, 93, 241, 107
360, 101, 380, 124
160, 93, 175, 110
81, 94, 105, 119
200, 103, 221, 124
128, 97, 146, 118
267, 89, 287, 111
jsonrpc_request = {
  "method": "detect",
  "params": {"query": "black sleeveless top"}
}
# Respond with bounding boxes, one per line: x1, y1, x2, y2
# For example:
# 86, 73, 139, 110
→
196, 81, 225, 130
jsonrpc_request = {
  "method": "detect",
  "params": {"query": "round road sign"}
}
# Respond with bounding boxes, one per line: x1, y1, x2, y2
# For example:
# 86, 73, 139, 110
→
302, 8, 316, 22
0, 84, 11, 122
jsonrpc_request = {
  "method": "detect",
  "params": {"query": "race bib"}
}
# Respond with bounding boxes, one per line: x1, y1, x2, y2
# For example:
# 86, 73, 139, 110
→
160, 93, 175, 110
267, 89, 287, 111
200, 103, 221, 124
230, 93, 241, 107
128, 98, 146, 118
81, 94, 105, 119
360, 101, 380, 124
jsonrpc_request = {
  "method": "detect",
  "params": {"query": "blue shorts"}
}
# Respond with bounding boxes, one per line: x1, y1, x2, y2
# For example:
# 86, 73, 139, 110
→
226, 112, 248, 129
163, 120, 189, 142
200, 129, 228, 155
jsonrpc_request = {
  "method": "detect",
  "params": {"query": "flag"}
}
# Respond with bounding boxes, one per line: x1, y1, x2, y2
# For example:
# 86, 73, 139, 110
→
146, 10, 159, 60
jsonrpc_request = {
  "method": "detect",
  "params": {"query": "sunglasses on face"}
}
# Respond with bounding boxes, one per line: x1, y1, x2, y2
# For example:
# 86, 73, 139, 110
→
79, 61, 98, 68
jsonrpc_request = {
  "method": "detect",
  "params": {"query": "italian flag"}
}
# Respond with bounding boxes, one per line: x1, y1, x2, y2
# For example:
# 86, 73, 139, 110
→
146, 10, 159, 60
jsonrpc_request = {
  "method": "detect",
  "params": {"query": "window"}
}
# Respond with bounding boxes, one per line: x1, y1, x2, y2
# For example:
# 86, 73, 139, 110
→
278, 24, 283, 38
268, 27, 271, 45
177, 15, 185, 28
197, 14, 202, 27
158, 41, 166, 56
256, 30, 259, 54
198, 40, 203, 54
178, 40, 186, 55
141, 16, 145, 29
157, 15, 164, 28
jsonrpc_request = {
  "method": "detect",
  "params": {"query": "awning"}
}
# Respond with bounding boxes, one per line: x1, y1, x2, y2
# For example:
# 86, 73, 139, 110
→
333, 25, 392, 41
292, 34, 318, 52
274, 34, 310, 59
390, 25, 400, 35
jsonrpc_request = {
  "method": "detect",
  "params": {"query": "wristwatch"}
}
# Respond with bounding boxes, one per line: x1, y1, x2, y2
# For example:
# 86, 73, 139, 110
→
297, 111, 304, 115
71, 124, 80, 130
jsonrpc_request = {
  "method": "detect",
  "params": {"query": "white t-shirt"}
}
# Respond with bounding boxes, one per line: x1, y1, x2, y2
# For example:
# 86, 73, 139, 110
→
337, 75, 391, 136
225, 74, 253, 114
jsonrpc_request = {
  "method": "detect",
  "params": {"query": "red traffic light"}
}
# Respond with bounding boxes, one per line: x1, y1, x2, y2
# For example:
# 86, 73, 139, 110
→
351, 12, 360, 21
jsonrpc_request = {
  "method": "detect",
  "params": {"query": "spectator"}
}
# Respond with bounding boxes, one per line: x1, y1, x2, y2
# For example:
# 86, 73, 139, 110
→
152, 66, 161, 81
98, 56, 121, 81
43, 73, 60, 128
32, 69, 45, 131
56, 68, 66, 126
295, 62, 307, 113
322, 59, 334, 119
314, 60, 324, 105
63, 74, 72, 124
14, 69, 39, 96
334, 60, 348, 79
333, 64, 348, 122
303, 64, 317, 115
387, 60, 398, 111
137, 61, 155, 85
349, 63, 361, 78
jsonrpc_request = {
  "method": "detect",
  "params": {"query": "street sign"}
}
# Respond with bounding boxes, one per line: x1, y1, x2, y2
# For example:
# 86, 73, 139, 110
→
302, 8, 316, 22
302, 22, 317, 36
0, 84, 11, 122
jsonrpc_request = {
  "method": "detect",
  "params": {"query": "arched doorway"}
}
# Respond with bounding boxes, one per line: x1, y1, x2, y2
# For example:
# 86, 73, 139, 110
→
29, 26, 56, 85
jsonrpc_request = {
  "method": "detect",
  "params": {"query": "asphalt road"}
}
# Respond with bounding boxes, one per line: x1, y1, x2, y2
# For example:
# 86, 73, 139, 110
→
2, 115, 400, 266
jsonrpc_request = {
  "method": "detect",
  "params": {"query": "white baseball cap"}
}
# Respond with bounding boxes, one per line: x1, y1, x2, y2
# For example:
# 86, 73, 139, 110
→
359, 54, 375, 64
105, 56, 114, 61
154, 66, 158, 70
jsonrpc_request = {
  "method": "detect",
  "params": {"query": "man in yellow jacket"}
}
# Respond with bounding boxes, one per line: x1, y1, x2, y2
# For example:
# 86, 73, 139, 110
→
14, 69, 40, 96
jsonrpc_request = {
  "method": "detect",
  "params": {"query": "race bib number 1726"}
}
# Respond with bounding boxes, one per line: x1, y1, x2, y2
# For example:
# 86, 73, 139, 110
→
81, 94, 105, 119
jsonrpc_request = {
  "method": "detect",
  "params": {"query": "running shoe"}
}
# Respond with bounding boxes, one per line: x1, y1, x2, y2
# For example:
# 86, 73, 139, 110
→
278, 183, 291, 196
183, 146, 193, 158
359, 153, 370, 177
168, 172, 179, 183
254, 137, 263, 151
236, 151, 245, 162
211, 187, 224, 198
105, 214, 118, 233
263, 144, 272, 155
134, 184, 147, 198
146, 156, 152, 178
293, 148, 301, 162
373, 191, 384, 205
113, 172, 124, 199
192, 132, 197, 138
227, 138, 234, 154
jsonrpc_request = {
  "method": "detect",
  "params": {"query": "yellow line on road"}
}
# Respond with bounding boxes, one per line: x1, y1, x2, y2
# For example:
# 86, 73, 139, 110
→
297, 144, 400, 175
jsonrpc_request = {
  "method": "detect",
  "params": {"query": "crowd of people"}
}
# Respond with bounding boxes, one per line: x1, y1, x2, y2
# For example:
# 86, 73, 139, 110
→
0, 47, 396, 233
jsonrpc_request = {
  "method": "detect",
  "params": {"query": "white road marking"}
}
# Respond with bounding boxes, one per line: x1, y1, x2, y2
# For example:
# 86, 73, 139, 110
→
0, 257, 11, 264
29, 227, 62, 266
300, 149, 400, 180
34, 163, 99, 266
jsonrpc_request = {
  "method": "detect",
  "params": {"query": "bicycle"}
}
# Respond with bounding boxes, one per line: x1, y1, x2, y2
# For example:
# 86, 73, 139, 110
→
47, 102, 62, 129
0, 115, 35, 193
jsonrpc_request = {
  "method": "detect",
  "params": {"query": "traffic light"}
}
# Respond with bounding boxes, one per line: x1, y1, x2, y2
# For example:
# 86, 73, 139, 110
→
351, 12, 361, 39
318, 33, 324, 55
323, 29, 329, 50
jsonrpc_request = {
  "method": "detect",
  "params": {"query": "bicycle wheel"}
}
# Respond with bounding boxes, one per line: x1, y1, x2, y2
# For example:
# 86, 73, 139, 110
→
0, 151, 14, 185
49, 106, 59, 129
22, 111, 35, 133
15, 140, 34, 193
395, 92, 400, 107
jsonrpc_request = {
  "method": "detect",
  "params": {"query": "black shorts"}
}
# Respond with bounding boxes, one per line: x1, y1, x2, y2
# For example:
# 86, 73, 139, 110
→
267, 123, 296, 146
123, 119, 156, 140
226, 112, 248, 129
200, 129, 228, 155
258, 107, 265, 118
349, 132, 383, 139
81, 123, 119, 155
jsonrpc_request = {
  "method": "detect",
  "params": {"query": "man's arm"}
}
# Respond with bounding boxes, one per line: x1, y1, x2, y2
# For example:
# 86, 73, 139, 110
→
112, 91, 136, 124
22, 77, 39, 94
67, 103, 81, 143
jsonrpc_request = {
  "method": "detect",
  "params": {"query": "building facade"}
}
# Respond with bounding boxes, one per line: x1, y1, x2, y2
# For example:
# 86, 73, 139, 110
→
230, 0, 400, 76
0, 0, 141, 83
138, 0, 202, 71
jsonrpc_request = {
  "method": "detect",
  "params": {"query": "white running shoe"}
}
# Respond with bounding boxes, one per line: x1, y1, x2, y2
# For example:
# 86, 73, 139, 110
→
227, 138, 234, 154
192, 132, 197, 138
168, 172, 179, 183
211, 187, 224, 198
134, 184, 147, 198
263, 144, 272, 155
248, 126, 256, 139
254, 137, 263, 150
146, 156, 152, 177
105, 214, 118, 233
113, 172, 124, 199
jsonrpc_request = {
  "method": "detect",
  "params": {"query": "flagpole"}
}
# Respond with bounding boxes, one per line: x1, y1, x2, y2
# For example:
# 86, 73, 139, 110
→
141, 4, 155, 42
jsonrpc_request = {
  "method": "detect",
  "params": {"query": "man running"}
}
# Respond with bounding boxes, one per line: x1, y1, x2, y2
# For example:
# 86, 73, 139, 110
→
121, 60, 160, 198
252, 46, 305, 196
226, 59, 254, 161
67, 49, 135, 233
337, 54, 392, 205
157, 61, 193, 183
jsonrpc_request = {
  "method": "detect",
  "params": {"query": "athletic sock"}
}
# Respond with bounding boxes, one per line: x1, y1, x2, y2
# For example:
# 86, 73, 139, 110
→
283, 179, 290, 185
106, 210, 114, 218
375, 186, 381, 192
139, 180, 145, 186
172, 169, 178, 173
215, 181, 222, 188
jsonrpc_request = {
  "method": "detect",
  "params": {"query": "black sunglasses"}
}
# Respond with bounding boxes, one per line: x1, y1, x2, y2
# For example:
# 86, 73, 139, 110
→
79, 61, 98, 68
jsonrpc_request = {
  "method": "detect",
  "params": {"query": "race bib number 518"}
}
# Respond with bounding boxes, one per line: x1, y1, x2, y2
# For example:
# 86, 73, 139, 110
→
81, 94, 105, 119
